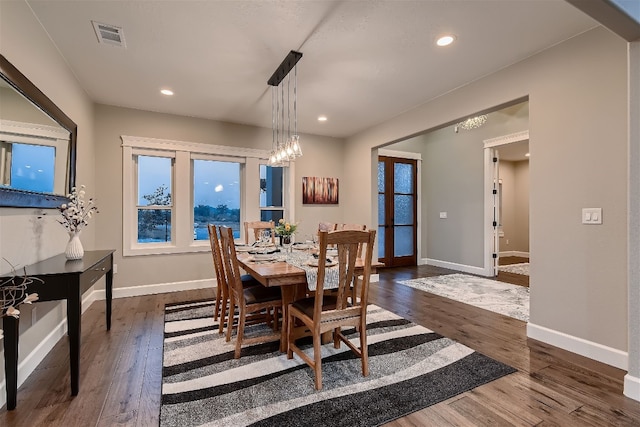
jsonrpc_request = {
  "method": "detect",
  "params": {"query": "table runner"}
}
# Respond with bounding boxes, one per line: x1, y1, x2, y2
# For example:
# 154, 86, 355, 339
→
248, 248, 339, 291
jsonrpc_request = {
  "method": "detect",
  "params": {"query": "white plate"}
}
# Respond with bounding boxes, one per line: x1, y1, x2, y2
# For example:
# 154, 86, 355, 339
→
250, 255, 277, 262
307, 258, 337, 267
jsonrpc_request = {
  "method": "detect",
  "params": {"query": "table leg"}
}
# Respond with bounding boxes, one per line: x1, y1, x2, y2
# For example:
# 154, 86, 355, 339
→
279, 283, 306, 353
106, 267, 113, 330
2, 315, 19, 410
67, 289, 81, 396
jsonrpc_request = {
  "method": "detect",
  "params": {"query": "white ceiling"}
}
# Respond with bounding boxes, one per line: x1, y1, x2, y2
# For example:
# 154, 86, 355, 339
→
26, 0, 597, 139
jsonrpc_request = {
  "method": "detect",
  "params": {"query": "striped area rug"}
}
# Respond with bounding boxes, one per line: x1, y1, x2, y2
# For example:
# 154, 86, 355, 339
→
161, 300, 516, 427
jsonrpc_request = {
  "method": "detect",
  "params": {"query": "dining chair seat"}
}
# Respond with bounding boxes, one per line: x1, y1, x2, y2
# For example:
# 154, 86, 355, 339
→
290, 296, 337, 319
244, 285, 282, 305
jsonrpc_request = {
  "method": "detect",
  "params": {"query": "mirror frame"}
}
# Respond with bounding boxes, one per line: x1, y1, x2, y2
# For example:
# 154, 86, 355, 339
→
0, 54, 76, 209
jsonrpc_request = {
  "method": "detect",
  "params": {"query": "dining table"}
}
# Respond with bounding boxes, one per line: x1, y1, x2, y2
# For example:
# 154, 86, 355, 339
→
235, 245, 381, 352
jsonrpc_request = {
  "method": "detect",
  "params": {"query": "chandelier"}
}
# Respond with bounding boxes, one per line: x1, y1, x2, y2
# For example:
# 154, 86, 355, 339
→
268, 50, 303, 166
454, 114, 488, 133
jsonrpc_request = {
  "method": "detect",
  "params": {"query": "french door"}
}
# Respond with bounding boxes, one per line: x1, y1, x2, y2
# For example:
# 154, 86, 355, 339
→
378, 156, 417, 267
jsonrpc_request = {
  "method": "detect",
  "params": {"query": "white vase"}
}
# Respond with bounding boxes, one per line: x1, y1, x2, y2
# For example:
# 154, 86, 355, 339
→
65, 231, 84, 260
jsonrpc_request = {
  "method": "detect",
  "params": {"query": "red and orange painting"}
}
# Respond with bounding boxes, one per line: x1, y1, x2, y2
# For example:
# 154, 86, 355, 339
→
302, 177, 339, 204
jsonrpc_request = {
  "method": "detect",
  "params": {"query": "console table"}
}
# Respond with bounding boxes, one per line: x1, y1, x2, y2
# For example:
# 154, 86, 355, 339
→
2, 250, 114, 410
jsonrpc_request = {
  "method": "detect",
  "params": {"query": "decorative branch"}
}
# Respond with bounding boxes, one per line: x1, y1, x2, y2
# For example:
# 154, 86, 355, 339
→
1, 258, 41, 339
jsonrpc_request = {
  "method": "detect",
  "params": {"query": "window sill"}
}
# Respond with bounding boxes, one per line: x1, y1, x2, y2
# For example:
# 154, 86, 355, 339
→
123, 242, 211, 257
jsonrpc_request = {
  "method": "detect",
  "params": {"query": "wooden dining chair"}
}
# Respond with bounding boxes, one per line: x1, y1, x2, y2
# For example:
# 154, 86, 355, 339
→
287, 228, 376, 390
208, 224, 262, 334
244, 221, 276, 244
318, 222, 337, 232
219, 226, 283, 358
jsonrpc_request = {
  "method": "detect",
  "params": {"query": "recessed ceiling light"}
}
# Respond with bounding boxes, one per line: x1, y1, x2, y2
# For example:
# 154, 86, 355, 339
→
436, 35, 455, 47
160, 88, 174, 96
318, 116, 327, 122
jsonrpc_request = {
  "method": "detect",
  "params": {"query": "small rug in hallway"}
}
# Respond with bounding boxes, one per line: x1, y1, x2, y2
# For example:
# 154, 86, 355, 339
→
498, 262, 530, 276
397, 273, 529, 322
161, 300, 516, 427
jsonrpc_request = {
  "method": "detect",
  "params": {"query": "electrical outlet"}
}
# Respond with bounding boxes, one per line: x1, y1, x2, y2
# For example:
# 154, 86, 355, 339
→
113, 264, 118, 274
506, 239, 509, 245
582, 208, 602, 225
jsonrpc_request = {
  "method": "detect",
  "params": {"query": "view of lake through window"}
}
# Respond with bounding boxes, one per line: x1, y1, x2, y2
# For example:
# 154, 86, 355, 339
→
137, 155, 172, 243
193, 159, 241, 240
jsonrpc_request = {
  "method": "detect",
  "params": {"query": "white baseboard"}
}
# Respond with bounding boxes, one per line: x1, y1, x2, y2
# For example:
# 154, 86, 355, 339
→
93, 278, 216, 300
0, 278, 216, 409
527, 322, 628, 370
624, 374, 640, 401
499, 251, 530, 258
422, 258, 488, 276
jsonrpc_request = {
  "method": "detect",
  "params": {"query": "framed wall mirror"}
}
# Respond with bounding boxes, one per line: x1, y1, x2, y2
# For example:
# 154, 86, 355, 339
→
0, 54, 76, 208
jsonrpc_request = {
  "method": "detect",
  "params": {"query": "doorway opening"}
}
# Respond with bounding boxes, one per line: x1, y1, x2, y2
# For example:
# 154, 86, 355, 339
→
483, 130, 530, 285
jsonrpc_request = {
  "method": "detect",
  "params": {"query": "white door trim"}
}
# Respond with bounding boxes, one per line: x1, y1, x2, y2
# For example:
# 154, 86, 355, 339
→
483, 130, 529, 276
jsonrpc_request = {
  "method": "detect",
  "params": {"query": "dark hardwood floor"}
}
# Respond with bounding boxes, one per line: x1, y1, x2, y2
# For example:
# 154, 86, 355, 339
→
497, 256, 530, 287
1, 264, 638, 426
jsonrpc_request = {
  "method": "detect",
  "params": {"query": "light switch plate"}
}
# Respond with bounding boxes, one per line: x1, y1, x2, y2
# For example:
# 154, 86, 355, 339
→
582, 208, 602, 225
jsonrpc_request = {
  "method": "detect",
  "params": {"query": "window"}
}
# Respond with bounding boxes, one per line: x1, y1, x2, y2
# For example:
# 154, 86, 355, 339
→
2, 141, 56, 193
259, 164, 284, 223
137, 155, 172, 243
193, 159, 241, 241
122, 136, 293, 256
0, 120, 70, 195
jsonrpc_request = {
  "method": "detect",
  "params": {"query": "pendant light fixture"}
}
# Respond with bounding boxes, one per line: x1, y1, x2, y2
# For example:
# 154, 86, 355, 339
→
268, 50, 303, 166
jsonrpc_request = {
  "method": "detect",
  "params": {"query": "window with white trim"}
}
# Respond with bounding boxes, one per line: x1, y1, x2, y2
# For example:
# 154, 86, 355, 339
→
121, 136, 293, 256
136, 155, 173, 243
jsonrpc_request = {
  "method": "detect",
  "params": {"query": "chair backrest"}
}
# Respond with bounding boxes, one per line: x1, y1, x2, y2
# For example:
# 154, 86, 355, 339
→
336, 224, 367, 231
207, 224, 229, 294
313, 229, 376, 318
244, 221, 276, 244
336, 224, 367, 257
318, 222, 337, 232
219, 226, 245, 306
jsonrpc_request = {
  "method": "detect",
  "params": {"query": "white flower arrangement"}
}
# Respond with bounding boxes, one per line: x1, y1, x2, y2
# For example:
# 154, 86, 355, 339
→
58, 185, 98, 233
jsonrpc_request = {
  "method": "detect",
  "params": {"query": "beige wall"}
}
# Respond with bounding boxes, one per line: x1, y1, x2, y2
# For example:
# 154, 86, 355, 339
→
500, 160, 529, 254
0, 0, 95, 393
344, 27, 628, 354
513, 160, 529, 252
94, 104, 344, 289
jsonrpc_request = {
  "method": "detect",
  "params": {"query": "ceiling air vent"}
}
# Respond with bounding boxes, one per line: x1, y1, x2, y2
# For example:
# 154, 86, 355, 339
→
92, 21, 126, 47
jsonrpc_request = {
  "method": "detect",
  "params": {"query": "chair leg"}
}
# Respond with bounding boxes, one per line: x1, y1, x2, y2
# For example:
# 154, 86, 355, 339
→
226, 298, 236, 343
287, 311, 294, 359
360, 318, 369, 377
218, 289, 228, 334
313, 331, 323, 390
234, 306, 246, 359
214, 284, 221, 321
333, 327, 341, 349
273, 307, 280, 331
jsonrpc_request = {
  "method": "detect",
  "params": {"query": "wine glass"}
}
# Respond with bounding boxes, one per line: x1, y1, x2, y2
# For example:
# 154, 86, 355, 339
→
260, 229, 271, 246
